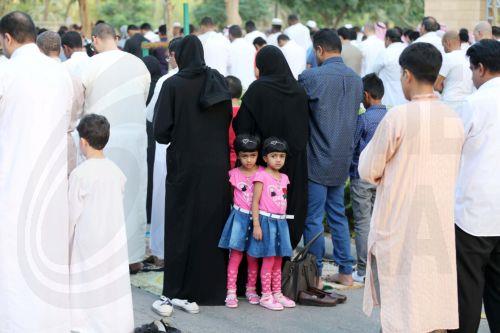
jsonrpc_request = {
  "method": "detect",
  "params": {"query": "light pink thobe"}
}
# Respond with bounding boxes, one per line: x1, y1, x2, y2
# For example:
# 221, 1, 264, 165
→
359, 95, 464, 332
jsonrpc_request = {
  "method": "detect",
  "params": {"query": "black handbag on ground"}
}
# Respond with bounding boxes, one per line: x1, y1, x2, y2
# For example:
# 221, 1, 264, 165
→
281, 232, 323, 301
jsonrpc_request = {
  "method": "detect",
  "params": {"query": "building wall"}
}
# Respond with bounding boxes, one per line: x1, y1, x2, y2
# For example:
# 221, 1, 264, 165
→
425, 0, 487, 31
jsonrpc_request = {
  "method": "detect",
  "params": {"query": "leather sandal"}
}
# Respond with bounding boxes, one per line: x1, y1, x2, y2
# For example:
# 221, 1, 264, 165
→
307, 287, 347, 304
298, 290, 338, 307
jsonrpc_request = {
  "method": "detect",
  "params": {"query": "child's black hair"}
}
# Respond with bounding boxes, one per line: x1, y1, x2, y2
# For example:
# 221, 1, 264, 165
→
262, 137, 288, 156
234, 134, 261, 153
362, 73, 384, 100
399, 42, 442, 84
77, 114, 110, 150
225, 75, 242, 99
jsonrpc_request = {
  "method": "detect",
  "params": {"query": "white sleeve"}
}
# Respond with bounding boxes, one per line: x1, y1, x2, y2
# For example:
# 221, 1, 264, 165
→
68, 171, 86, 232
439, 54, 452, 78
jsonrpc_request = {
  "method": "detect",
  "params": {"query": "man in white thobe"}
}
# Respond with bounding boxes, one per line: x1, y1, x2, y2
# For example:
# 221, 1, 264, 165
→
198, 16, 230, 76
0, 11, 73, 332
372, 28, 408, 107
434, 31, 473, 110
359, 23, 385, 76
284, 14, 312, 51
244, 20, 266, 44
267, 18, 283, 46
227, 25, 255, 89
278, 34, 306, 79
81, 23, 150, 272
415, 16, 445, 55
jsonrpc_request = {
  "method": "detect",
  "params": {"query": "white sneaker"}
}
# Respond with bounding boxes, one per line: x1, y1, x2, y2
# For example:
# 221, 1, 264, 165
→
352, 271, 365, 284
152, 296, 174, 317
171, 298, 200, 314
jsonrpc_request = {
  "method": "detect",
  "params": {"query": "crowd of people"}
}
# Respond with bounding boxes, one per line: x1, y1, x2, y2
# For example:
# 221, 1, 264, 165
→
0, 8, 499, 333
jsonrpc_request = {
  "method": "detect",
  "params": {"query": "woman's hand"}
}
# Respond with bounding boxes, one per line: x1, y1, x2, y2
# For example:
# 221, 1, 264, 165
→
253, 224, 263, 241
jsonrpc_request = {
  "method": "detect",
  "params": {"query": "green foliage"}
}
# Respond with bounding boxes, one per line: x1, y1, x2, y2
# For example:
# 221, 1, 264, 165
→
97, 0, 155, 28
192, 0, 273, 27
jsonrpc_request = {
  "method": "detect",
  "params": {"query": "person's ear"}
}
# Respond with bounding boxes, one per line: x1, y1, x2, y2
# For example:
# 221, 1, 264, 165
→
477, 63, 486, 78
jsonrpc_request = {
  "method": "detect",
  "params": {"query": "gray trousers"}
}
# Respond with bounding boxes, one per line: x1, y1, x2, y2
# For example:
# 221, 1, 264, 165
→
350, 178, 377, 276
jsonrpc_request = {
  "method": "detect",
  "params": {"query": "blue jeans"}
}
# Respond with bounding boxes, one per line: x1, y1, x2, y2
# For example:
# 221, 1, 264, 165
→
303, 180, 354, 275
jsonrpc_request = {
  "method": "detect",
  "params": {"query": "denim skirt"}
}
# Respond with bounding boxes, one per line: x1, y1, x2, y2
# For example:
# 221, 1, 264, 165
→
218, 208, 252, 251
247, 215, 293, 258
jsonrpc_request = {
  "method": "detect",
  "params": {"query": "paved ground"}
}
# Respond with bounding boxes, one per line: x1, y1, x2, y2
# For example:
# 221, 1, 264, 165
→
132, 286, 490, 333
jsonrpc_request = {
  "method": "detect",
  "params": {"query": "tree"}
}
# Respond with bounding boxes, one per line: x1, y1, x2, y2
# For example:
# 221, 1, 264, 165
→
78, 0, 90, 37
225, 0, 241, 25
192, 0, 272, 27
97, 0, 155, 28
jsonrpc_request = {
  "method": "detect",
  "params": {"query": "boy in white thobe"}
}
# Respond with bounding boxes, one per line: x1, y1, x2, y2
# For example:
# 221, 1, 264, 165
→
69, 114, 134, 333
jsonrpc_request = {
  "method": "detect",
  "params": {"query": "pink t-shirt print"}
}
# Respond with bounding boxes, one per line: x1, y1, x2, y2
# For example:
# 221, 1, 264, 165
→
229, 166, 264, 211
253, 169, 290, 215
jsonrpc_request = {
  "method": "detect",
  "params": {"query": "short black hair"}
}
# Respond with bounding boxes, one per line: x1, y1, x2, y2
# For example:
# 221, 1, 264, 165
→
253, 37, 267, 47
493, 26, 500, 39
127, 24, 138, 32
394, 26, 404, 37
337, 27, 350, 40
362, 73, 384, 100
200, 17, 214, 26
288, 14, 299, 22
421, 16, 439, 32
277, 34, 290, 43
234, 134, 260, 153
228, 25, 242, 38
245, 20, 256, 31
262, 137, 288, 156
225, 75, 242, 99
408, 31, 420, 42
399, 42, 442, 84
459, 28, 469, 43
92, 23, 116, 40
0, 11, 36, 43
57, 25, 68, 36
312, 29, 342, 53
385, 28, 402, 43
466, 39, 500, 73
140, 23, 152, 31
95, 20, 105, 25
158, 24, 167, 35
77, 114, 110, 150
348, 28, 357, 41
61, 31, 83, 49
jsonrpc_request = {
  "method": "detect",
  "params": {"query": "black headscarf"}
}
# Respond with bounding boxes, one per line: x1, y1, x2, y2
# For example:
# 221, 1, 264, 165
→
174, 35, 230, 108
142, 55, 162, 105
250, 45, 299, 95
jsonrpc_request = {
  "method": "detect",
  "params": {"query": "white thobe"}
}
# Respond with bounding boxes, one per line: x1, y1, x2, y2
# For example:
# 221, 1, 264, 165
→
267, 32, 281, 46
280, 40, 306, 79
228, 38, 256, 89
373, 42, 408, 107
198, 31, 230, 76
0, 43, 73, 332
439, 49, 473, 108
69, 158, 134, 333
64, 52, 89, 174
455, 77, 500, 236
284, 23, 312, 51
82, 49, 150, 264
146, 68, 178, 259
359, 35, 385, 76
244, 30, 267, 44
414, 31, 445, 55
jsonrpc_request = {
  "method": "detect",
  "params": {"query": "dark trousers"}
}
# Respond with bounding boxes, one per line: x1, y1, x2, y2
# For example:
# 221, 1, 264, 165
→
451, 225, 500, 333
146, 120, 155, 223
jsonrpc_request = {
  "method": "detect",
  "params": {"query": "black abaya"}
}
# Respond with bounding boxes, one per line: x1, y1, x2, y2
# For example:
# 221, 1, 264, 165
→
153, 36, 231, 305
233, 46, 309, 249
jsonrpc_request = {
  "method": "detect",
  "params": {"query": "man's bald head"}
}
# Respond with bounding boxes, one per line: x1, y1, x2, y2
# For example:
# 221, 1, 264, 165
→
474, 21, 493, 41
421, 16, 440, 34
0, 11, 37, 57
92, 23, 116, 40
36, 31, 61, 58
364, 23, 376, 35
442, 31, 461, 53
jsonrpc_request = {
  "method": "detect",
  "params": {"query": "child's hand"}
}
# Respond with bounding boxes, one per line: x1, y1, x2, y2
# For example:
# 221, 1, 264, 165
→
253, 225, 263, 241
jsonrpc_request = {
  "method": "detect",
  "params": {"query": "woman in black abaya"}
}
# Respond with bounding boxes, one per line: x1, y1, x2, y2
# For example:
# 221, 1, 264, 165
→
233, 46, 309, 249
153, 35, 232, 305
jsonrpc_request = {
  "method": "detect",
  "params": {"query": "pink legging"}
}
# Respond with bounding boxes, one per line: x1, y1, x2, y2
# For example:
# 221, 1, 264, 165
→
226, 250, 259, 292
261, 256, 282, 295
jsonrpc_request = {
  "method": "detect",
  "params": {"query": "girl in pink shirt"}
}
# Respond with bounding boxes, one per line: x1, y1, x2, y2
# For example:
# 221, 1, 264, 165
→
248, 137, 295, 311
218, 134, 263, 308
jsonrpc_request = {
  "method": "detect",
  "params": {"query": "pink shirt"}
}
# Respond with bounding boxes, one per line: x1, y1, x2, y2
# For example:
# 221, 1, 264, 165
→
254, 169, 290, 215
229, 166, 264, 210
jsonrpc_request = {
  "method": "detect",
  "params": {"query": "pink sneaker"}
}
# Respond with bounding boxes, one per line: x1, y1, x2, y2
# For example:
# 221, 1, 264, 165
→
273, 293, 296, 308
259, 294, 284, 311
225, 293, 238, 308
245, 290, 260, 305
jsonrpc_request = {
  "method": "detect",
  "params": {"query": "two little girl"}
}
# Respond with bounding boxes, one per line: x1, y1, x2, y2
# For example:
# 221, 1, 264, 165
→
218, 135, 295, 311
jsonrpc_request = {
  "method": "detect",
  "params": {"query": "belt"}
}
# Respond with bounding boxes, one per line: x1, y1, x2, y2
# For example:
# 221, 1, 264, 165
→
259, 210, 294, 220
233, 205, 251, 215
